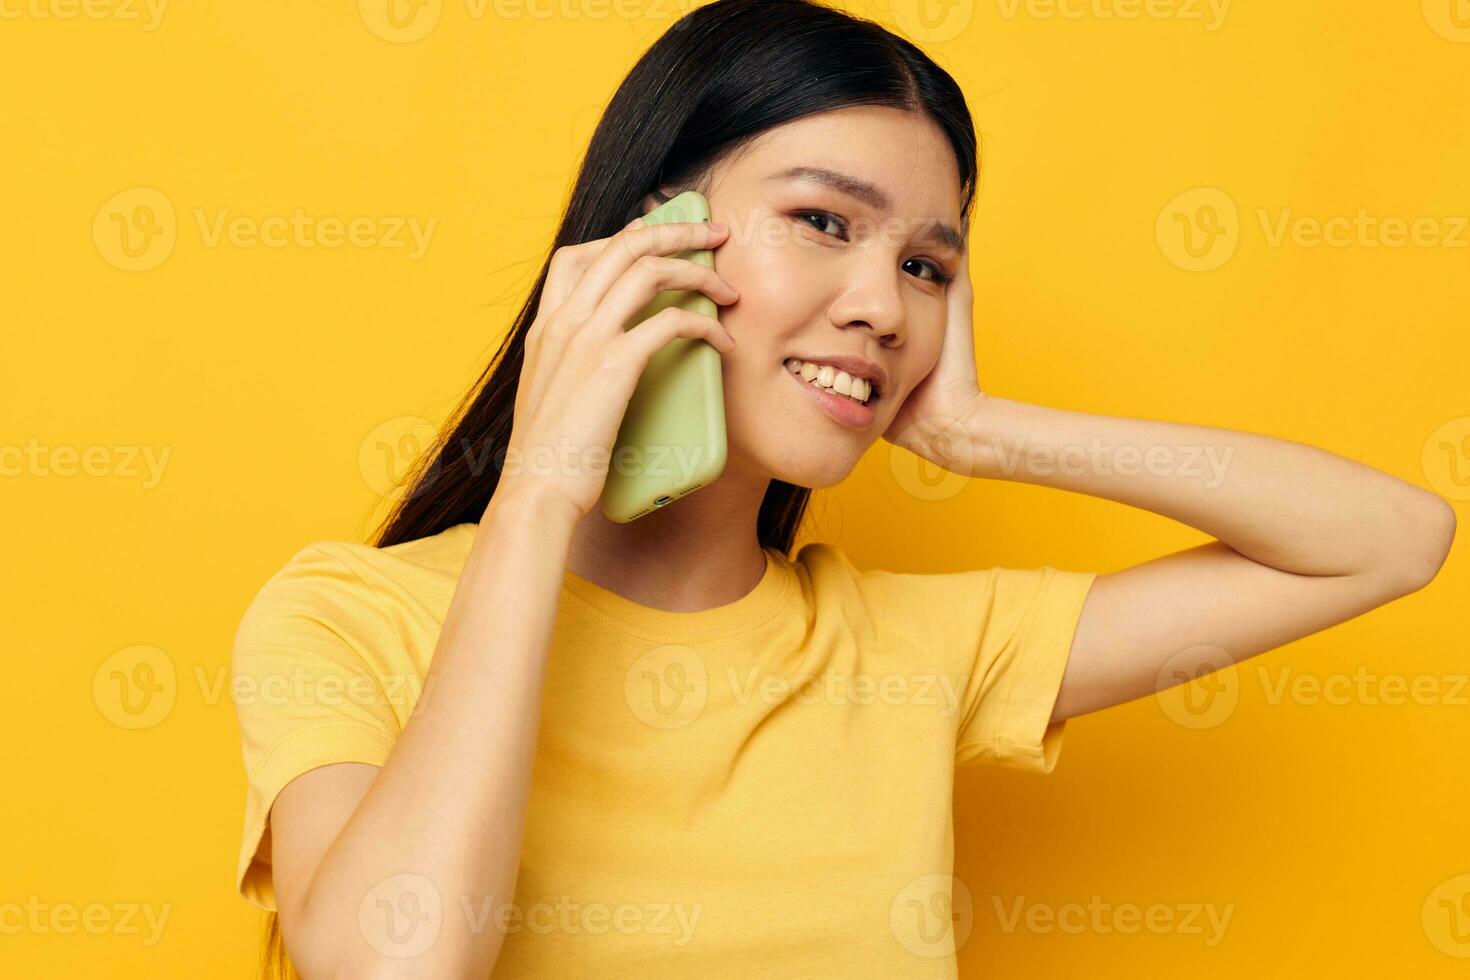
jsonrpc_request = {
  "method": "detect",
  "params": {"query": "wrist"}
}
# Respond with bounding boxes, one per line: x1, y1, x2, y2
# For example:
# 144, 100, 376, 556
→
956, 393, 1022, 480
481, 480, 584, 532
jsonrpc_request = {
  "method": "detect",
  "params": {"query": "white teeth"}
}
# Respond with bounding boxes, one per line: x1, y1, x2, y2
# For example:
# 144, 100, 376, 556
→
783, 358, 875, 405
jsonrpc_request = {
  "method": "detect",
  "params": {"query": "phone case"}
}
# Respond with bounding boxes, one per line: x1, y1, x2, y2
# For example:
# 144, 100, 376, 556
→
599, 189, 728, 523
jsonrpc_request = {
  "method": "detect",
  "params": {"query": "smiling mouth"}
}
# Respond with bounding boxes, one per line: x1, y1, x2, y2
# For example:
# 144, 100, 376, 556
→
782, 357, 880, 405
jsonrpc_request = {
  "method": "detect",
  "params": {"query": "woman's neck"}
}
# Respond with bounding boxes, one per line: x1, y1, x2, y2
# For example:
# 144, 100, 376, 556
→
564, 464, 773, 613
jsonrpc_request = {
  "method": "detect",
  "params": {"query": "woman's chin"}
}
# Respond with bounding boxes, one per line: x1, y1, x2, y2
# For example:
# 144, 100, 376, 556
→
726, 426, 872, 490
761, 453, 865, 490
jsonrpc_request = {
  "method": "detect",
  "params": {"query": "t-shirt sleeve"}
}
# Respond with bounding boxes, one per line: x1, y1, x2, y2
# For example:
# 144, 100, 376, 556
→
231, 545, 403, 911
855, 557, 1097, 774
943, 565, 1097, 772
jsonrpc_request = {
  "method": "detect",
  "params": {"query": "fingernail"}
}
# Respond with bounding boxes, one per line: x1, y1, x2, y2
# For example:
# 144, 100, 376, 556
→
708, 221, 727, 232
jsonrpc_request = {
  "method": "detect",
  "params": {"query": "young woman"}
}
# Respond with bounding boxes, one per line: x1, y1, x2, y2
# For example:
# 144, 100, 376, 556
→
231, 0, 1455, 976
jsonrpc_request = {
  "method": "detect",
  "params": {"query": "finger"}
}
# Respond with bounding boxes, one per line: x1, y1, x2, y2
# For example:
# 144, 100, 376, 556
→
536, 231, 621, 326
612, 306, 736, 367
945, 239, 973, 325
941, 245, 977, 371
536, 214, 646, 322
521, 219, 644, 422
553, 221, 729, 329
582, 254, 738, 342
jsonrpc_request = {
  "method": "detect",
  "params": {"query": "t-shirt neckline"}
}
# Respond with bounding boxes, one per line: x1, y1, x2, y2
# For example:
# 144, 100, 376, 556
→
560, 545, 795, 639
448, 523, 796, 638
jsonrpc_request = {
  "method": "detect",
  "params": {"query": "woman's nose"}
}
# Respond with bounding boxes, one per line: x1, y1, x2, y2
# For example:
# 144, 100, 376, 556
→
826, 258, 907, 346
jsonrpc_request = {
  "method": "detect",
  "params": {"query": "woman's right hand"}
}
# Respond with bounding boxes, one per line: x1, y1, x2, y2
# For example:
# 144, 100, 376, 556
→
494, 216, 740, 520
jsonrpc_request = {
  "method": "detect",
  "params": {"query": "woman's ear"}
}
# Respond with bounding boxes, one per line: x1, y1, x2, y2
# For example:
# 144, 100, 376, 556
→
639, 187, 678, 216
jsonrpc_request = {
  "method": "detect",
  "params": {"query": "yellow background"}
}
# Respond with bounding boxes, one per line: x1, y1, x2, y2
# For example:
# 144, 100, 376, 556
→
3, 0, 1468, 975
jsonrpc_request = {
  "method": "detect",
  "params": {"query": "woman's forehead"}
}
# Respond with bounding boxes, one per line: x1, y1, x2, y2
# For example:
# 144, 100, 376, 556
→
727, 108, 957, 185
714, 111, 965, 227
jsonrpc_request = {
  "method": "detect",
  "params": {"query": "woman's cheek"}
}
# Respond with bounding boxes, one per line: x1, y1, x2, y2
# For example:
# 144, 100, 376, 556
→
742, 252, 820, 329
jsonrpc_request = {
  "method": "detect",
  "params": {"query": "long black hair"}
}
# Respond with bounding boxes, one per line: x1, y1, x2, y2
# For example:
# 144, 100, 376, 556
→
263, 0, 977, 972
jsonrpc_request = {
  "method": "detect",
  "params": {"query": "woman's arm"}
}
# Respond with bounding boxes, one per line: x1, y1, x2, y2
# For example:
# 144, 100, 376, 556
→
270, 486, 581, 980
266, 217, 739, 979
954, 393, 1456, 723
885, 248, 1455, 725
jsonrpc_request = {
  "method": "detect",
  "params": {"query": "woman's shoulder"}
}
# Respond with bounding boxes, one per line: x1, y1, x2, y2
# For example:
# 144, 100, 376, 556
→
792, 539, 1074, 585
257, 521, 476, 585
789, 540, 1096, 687
788, 539, 992, 595
788, 540, 1088, 631
236, 522, 479, 639
286, 520, 477, 578
785, 540, 973, 629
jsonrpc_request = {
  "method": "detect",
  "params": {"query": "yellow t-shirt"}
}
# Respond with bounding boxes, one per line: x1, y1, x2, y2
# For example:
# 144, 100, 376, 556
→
231, 521, 1096, 977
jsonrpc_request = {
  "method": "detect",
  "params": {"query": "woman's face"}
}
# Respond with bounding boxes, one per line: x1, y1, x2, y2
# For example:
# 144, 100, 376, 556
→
646, 106, 966, 490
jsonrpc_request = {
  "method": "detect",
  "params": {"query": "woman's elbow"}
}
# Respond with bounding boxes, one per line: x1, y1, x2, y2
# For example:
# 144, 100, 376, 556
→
1387, 491, 1457, 595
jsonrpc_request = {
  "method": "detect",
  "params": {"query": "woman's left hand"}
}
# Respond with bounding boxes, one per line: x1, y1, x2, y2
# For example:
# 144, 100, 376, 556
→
881, 245, 989, 470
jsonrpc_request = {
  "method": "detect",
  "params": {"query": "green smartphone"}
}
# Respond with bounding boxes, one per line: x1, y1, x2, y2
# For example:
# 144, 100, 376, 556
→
599, 189, 728, 523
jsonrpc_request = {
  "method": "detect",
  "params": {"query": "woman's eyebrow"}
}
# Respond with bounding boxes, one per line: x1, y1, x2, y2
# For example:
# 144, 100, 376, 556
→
768, 165, 890, 209
765, 165, 964, 253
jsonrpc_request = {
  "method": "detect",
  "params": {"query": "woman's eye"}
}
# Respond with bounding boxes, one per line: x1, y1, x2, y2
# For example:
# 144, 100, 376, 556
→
797, 211, 955, 286
903, 257, 954, 285
796, 211, 846, 238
